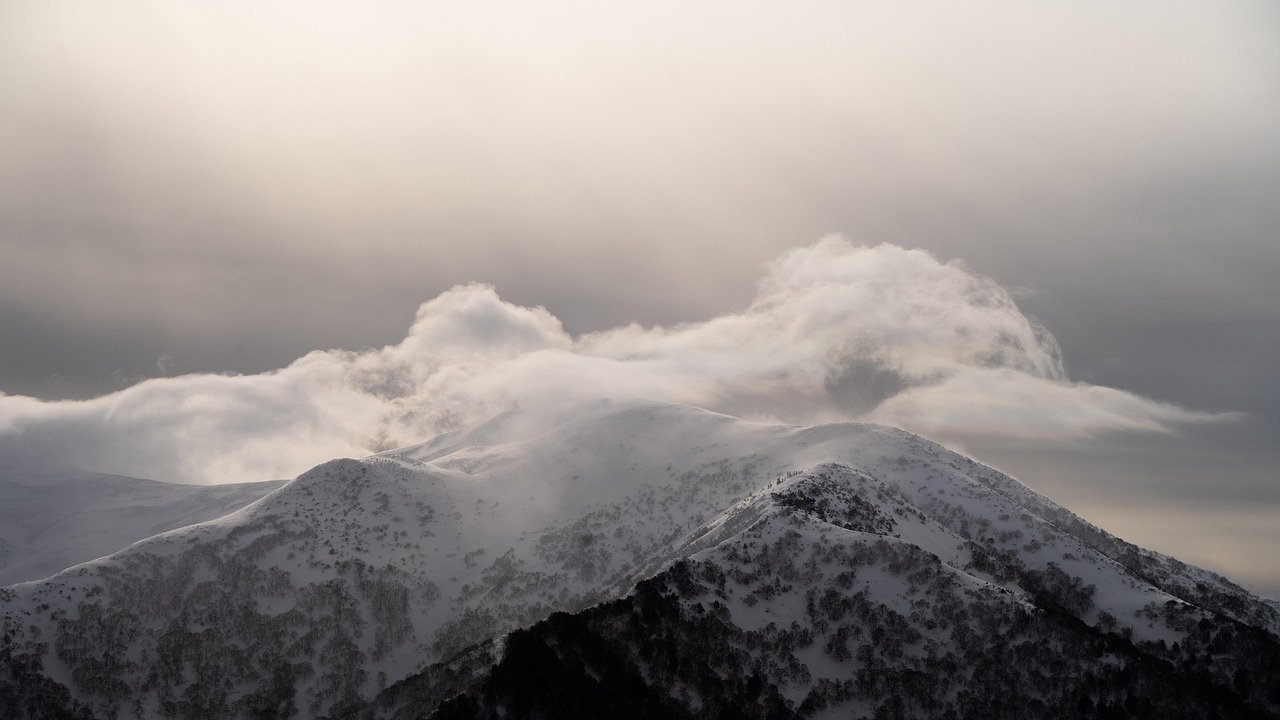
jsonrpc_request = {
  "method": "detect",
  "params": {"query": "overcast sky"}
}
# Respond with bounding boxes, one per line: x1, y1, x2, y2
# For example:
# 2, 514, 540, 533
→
1, 1, 1278, 597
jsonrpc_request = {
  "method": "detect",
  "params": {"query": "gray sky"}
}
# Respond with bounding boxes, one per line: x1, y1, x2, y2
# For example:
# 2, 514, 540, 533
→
1, 0, 1278, 597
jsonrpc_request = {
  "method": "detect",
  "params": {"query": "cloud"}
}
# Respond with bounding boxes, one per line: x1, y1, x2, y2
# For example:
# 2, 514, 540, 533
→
867, 370, 1232, 440
0, 239, 1236, 484
156, 353, 176, 375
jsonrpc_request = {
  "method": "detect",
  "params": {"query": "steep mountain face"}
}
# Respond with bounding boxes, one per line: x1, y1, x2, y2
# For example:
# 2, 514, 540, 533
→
2, 401, 1277, 719
0, 467, 285, 587
392, 472, 1280, 720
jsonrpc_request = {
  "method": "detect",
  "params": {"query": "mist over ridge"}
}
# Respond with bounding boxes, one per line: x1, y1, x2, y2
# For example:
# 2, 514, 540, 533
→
0, 238, 1231, 486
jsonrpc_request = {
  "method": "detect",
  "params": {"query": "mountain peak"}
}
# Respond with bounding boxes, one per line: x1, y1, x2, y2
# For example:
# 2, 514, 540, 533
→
3, 402, 1277, 718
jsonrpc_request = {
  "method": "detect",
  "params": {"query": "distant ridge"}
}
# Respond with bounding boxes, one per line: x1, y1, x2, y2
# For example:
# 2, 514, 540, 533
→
0, 467, 284, 587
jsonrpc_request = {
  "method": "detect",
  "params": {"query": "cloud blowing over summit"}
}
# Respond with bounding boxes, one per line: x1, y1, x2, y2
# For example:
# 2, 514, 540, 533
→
1, 0, 1276, 598
0, 239, 1231, 486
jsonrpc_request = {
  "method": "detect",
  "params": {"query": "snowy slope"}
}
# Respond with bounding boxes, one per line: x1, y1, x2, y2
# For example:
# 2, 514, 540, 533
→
0, 466, 285, 586
2, 400, 1276, 719
406, 491, 1280, 720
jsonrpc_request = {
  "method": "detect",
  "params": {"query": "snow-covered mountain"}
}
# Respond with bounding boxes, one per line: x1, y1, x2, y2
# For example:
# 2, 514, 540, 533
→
0, 466, 285, 587
2, 401, 1277, 719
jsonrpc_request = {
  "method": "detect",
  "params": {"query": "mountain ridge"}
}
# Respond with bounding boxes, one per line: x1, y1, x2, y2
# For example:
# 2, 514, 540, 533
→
2, 400, 1276, 718
0, 467, 285, 587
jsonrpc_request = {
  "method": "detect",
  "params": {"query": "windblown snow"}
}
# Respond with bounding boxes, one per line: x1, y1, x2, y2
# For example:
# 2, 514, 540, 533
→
1, 401, 1275, 719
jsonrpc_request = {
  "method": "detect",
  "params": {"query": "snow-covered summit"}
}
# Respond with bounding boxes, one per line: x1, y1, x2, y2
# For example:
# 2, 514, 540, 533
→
2, 400, 1275, 718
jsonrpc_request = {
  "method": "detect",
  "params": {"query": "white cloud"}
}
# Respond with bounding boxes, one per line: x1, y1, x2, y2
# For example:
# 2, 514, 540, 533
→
867, 370, 1235, 440
0, 239, 1235, 483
